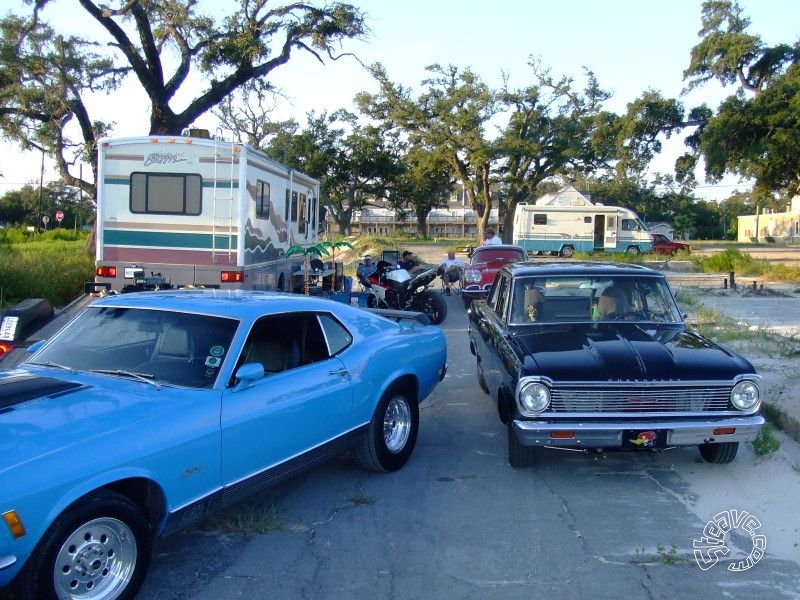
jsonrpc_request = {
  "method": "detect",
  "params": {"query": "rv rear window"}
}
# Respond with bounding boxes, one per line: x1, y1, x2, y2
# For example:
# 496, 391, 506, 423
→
130, 172, 202, 215
533, 214, 547, 225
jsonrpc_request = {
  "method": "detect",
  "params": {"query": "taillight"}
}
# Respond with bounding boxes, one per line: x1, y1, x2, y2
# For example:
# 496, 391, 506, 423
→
0, 342, 14, 359
95, 266, 117, 277
221, 271, 244, 283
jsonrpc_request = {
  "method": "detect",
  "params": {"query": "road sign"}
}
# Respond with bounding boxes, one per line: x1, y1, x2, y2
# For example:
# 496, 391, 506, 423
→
55, 210, 64, 222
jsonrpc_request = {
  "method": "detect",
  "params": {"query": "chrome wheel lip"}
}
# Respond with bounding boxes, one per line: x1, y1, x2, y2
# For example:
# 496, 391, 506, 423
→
383, 396, 411, 453
53, 516, 137, 600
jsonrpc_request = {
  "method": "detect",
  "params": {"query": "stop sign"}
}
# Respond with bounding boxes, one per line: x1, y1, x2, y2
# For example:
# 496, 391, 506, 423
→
55, 210, 64, 222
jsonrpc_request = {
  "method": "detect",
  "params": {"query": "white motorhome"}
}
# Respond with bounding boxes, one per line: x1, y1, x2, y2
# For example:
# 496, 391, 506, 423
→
89, 133, 320, 293
513, 201, 652, 257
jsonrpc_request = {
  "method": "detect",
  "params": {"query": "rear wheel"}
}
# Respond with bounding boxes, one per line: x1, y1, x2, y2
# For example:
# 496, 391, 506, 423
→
356, 389, 419, 472
699, 441, 739, 464
21, 490, 152, 600
412, 290, 447, 325
559, 245, 575, 258
477, 367, 489, 394
508, 420, 536, 468
626, 245, 641, 255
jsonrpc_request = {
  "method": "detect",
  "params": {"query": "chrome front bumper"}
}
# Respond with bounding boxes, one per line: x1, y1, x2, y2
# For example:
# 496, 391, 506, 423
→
513, 415, 765, 448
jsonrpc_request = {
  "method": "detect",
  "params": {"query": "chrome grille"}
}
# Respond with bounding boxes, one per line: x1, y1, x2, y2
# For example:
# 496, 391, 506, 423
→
550, 385, 732, 413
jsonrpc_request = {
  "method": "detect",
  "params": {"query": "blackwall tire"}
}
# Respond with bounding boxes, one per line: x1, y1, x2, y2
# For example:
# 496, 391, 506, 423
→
412, 290, 447, 325
699, 441, 739, 464
478, 368, 489, 394
21, 490, 152, 600
356, 389, 419, 472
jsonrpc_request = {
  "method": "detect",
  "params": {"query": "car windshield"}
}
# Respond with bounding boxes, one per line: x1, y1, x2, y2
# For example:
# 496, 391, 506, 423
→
28, 307, 239, 388
508, 275, 683, 325
471, 249, 526, 265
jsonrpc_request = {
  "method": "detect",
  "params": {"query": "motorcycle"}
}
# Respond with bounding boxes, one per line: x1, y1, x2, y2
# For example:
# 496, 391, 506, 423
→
365, 261, 448, 325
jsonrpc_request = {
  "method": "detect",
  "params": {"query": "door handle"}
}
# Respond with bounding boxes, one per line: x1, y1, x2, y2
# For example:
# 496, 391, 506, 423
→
329, 368, 348, 376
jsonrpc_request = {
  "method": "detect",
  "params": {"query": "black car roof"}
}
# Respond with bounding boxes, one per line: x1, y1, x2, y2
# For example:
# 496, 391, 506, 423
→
504, 261, 662, 278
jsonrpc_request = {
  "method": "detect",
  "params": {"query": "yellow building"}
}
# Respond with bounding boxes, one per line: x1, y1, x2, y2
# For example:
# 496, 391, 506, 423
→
737, 196, 800, 243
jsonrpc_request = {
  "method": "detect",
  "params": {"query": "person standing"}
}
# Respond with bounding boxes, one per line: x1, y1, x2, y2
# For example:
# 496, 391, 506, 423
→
483, 228, 502, 245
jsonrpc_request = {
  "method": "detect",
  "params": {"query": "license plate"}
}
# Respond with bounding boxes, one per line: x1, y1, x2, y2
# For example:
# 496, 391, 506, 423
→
623, 430, 666, 449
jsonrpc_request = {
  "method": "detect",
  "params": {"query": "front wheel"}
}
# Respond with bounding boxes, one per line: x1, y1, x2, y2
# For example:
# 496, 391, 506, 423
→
626, 245, 641, 255
21, 490, 152, 600
412, 290, 447, 325
356, 389, 419, 472
559, 245, 574, 258
699, 441, 739, 464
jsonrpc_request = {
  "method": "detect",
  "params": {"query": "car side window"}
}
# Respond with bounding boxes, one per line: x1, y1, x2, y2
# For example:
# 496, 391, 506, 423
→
239, 313, 332, 375
488, 273, 511, 319
319, 314, 353, 355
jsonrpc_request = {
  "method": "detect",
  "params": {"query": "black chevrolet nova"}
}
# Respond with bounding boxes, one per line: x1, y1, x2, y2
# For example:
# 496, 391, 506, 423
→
468, 262, 764, 467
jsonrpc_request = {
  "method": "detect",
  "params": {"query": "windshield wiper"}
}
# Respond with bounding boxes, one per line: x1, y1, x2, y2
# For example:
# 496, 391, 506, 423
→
90, 369, 162, 389
28, 361, 76, 373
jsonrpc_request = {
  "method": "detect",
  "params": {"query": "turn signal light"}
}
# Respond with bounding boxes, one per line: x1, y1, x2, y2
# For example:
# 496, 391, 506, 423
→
95, 266, 117, 278
2, 511, 26, 539
713, 427, 736, 435
0, 343, 13, 358
550, 431, 575, 439
221, 271, 243, 283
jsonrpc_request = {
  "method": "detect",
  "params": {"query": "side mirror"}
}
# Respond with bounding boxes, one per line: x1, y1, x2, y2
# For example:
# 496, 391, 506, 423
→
27, 339, 47, 354
232, 362, 265, 391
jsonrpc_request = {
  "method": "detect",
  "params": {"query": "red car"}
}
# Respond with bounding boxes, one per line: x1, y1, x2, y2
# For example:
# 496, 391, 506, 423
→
461, 244, 528, 309
651, 233, 690, 255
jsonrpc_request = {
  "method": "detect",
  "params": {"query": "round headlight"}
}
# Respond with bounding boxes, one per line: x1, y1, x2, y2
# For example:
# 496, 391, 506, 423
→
465, 269, 481, 283
518, 382, 550, 415
731, 380, 760, 411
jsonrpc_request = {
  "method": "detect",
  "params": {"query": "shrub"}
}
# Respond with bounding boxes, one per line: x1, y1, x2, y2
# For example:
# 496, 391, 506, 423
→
0, 240, 93, 309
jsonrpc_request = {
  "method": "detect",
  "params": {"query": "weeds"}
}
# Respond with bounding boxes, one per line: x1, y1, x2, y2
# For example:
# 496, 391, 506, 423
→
656, 544, 681, 565
751, 423, 782, 455
199, 503, 284, 534
348, 493, 377, 506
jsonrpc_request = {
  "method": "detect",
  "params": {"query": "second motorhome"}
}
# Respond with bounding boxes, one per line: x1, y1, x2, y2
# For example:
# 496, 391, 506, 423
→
513, 201, 652, 257
90, 133, 321, 293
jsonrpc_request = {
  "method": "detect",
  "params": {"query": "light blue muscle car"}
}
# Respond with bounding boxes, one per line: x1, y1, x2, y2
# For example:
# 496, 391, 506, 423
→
0, 290, 447, 599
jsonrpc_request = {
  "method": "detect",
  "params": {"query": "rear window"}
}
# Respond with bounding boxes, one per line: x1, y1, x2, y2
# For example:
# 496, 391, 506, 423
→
130, 172, 202, 215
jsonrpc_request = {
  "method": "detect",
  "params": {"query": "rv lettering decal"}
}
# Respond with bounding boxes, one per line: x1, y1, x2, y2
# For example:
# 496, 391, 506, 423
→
144, 152, 189, 167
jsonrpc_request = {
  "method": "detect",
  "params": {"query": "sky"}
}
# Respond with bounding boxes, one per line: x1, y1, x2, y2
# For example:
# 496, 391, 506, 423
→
1, 0, 799, 201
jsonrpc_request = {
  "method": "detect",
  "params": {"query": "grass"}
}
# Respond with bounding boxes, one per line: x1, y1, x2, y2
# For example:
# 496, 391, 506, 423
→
0, 237, 94, 309
751, 423, 782, 455
199, 502, 284, 534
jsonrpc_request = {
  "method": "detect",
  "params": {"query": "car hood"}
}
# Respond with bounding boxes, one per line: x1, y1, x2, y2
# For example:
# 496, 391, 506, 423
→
513, 324, 755, 381
0, 369, 209, 474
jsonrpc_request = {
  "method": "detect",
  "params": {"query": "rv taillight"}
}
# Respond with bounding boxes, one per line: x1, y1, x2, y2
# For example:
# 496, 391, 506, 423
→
221, 271, 244, 283
0, 343, 14, 360
96, 266, 117, 278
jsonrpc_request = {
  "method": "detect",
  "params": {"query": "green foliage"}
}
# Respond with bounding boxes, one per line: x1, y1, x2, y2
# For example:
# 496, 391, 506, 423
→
572, 251, 645, 264
199, 503, 283, 534
0, 239, 93, 308
695, 248, 763, 275
684, 1, 800, 195
656, 544, 681, 565
751, 423, 781, 455
0, 226, 32, 245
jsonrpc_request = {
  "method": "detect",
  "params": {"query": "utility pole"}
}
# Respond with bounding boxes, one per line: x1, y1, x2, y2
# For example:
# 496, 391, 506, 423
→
27, 141, 46, 232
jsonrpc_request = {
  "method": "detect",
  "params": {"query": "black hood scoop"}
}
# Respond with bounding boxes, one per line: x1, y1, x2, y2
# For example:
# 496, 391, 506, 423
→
0, 375, 85, 412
